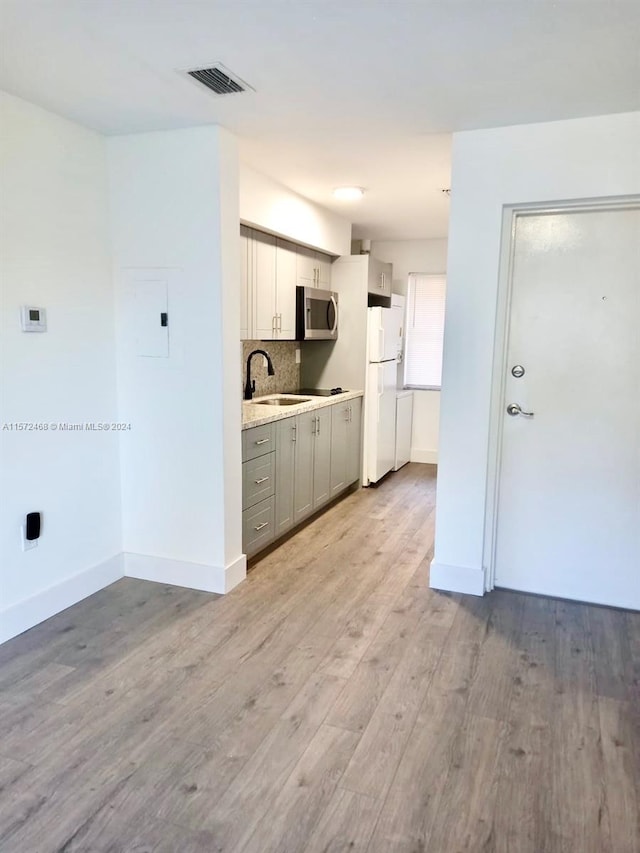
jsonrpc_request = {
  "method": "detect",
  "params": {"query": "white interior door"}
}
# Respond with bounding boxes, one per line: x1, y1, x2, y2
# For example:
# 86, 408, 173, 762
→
495, 206, 640, 610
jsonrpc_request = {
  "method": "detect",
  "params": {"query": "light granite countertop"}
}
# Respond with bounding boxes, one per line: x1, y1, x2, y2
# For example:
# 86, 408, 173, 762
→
242, 391, 364, 430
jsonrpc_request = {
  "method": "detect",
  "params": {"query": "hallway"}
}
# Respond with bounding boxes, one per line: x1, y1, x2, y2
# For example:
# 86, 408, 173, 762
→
0, 463, 638, 852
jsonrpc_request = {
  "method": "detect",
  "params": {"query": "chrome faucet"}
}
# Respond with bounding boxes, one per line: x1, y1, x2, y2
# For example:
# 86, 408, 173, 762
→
244, 349, 275, 400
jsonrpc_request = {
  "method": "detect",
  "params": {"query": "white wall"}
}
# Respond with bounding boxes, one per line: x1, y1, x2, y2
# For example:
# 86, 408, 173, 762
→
432, 111, 640, 596
0, 92, 122, 642
371, 239, 448, 463
109, 126, 245, 594
240, 165, 351, 256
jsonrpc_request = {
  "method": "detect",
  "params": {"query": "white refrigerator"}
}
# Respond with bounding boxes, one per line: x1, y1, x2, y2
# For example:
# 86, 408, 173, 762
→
365, 307, 401, 485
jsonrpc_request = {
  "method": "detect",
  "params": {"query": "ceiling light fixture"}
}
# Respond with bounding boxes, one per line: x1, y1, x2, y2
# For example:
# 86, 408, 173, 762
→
333, 186, 365, 201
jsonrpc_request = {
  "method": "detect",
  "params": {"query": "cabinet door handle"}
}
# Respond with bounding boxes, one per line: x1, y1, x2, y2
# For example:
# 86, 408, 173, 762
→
349, 405, 352, 422
254, 476, 270, 484
278, 313, 282, 332
254, 521, 269, 531
316, 415, 321, 436
255, 437, 270, 445
292, 424, 297, 442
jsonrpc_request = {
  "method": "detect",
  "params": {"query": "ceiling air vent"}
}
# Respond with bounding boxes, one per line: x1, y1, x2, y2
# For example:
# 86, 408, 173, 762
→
185, 63, 252, 96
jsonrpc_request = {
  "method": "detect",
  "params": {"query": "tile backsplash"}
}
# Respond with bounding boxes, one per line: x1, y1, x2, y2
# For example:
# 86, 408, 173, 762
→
242, 340, 300, 397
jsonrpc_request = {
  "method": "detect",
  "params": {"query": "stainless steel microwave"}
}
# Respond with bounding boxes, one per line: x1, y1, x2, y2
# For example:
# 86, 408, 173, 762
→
296, 286, 339, 341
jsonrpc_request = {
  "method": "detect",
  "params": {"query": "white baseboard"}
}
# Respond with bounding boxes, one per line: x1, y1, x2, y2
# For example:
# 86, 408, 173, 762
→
410, 448, 438, 464
124, 551, 246, 595
429, 560, 485, 596
0, 553, 125, 645
223, 553, 247, 593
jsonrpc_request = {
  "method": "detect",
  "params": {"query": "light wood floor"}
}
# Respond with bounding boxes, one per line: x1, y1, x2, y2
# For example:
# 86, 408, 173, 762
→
1, 463, 638, 852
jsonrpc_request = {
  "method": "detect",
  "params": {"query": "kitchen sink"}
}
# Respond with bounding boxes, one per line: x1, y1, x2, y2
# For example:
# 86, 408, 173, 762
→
253, 397, 312, 407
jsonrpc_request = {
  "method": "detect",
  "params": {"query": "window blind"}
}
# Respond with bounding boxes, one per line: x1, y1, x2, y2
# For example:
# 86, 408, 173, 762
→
404, 273, 446, 389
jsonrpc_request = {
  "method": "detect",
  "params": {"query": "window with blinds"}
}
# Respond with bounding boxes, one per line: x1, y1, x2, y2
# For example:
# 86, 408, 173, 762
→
404, 273, 447, 389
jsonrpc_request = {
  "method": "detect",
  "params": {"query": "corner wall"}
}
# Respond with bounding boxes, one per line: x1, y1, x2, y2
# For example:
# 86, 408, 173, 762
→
371, 239, 448, 463
432, 111, 640, 596
0, 92, 122, 643
109, 126, 244, 593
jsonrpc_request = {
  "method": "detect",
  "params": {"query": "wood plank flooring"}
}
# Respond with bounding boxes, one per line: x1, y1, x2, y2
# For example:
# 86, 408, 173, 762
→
0, 462, 638, 852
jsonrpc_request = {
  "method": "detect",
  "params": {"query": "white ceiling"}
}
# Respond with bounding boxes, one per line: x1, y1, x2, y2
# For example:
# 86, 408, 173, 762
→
1, 1, 638, 240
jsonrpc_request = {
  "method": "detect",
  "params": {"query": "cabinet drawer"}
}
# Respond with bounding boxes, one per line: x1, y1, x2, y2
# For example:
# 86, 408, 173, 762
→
242, 423, 275, 461
243, 453, 275, 510
243, 496, 275, 556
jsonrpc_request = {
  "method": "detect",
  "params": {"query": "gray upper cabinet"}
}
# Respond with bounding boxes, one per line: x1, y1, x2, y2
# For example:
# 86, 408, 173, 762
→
241, 228, 297, 341
252, 230, 277, 339
240, 226, 250, 340
275, 239, 297, 339
367, 256, 393, 298
275, 417, 296, 536
296, 246, 333, 289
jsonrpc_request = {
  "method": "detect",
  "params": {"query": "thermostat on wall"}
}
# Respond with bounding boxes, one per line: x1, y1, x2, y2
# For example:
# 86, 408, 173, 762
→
21, 306, 47, 332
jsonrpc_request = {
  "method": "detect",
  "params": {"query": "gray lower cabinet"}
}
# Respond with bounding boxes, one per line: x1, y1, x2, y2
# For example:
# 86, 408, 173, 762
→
294, 407, 332, 524
242, 453, 274, 509
242, 422, 276, 557
330, 398, 363, 496
243, 398, 362, 557
242, 422, 275, 461
293, 410, 315, 524
346, 397, 362, 486
275, 417, 296, 536
243, 496, 275, 556
312, 407, 332, 509
330, 403, 349, 496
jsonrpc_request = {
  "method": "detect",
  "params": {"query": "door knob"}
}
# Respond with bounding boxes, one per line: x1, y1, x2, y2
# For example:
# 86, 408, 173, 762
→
507, 403, 534, 417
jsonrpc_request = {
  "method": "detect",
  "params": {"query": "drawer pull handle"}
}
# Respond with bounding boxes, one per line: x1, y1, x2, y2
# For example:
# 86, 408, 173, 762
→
255, 438, 270, 445
254, 521, 269, 531
254, 477, 270, 484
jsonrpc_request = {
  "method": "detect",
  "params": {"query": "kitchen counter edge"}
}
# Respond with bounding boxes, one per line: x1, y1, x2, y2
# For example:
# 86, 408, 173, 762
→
242, 391, 364, 430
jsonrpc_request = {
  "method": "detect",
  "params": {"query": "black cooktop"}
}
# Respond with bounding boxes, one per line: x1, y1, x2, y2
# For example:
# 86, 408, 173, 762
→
297, 387, 349, 396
